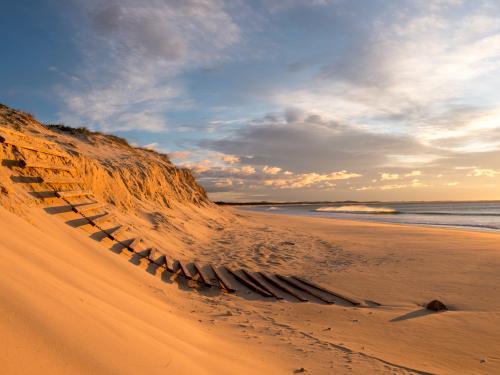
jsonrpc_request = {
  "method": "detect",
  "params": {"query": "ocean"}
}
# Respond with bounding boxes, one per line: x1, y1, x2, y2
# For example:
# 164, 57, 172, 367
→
240, 201, 500, 232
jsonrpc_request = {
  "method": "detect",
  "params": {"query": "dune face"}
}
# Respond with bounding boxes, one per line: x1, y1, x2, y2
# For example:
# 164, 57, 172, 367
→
2, 104, 500, 374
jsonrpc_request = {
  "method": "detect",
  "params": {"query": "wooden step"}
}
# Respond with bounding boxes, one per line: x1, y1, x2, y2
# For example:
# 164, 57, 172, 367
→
42, 177, 83, 185
0, 128, 58, 147
192, 262, 213, 287
104, 225, 127, 241
241, 269, 282, 299
88, 212, 114, 226
74, 202, 106, 214
291, 276, 361, 306
0, 135, 70, 159
258, 273, 308, 302
224, 267, 273, 297
146, 248, 171, 271
20, 161, 74, 172
275, 275, 333, 304
210, 265, 236, 293
126, 237, 144, 252
172, 260, 192, 280
56, 190, 93, 199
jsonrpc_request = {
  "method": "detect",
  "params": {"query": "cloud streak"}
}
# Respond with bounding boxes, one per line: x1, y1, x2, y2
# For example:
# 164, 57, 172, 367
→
59, 0, 241, 132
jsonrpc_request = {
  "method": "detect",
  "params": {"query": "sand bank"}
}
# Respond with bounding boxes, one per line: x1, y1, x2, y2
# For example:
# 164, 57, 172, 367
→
2, 204, 500, 374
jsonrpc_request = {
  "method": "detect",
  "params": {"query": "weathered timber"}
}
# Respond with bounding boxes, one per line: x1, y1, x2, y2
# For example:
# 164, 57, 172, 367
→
88, 212, 115, 226
0, 136, 70, 159
241, 269, 282, 299
43, 177, 82, 185
275, 275, 334, 304
224, 267, 273, 297
0, 128, 58, 147
104, 225, 127, 241
177, 260, 192, 279
21, 162, 73, 172
74, 202, 106, 214
258, 272, 308, 302
192, 262, 213, 287
56, 190, 93, 199
126, 237, 144, 252
291, 276, 361, 306
210, 265, 236, 293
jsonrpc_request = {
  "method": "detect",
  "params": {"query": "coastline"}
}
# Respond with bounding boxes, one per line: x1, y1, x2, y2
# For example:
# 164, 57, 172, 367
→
3, 204, 500, 374
237, 204, 500, 234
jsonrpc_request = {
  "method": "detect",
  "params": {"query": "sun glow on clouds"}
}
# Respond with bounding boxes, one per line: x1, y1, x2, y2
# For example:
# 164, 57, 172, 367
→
263, 171, 362, 189
46, 0, 500, 200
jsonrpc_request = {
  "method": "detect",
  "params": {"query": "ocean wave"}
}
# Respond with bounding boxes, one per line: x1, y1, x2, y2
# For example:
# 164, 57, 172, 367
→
315, 205, 398, 214
267, 206, 281, 210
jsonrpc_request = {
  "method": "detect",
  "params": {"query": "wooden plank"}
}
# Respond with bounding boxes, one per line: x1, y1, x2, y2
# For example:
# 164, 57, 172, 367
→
210, 265, 236, 293
21, 162, 73, 172
152, 254, 167, 268
192, 262, 213, 287
42, 177, 82, 185
74, 202, 106, 214
0, 128, 57, 146
127, 237, 144, 252
88, 212, 114, 226
0, 137, 70, 159
56, 190, 93, 199
224, 267, 273, 298
104, 225, 127, 241
170, 267, 184, 282
258, 272, 308, 302
291, 276, 361, 306
275, 275, 334, 304
171, 260, 193, 280
177, 260, 192, 280
241, 269, 282, 299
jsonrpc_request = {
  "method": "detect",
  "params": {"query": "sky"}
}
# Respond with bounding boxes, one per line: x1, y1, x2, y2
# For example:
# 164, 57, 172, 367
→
1, 0, 500, 202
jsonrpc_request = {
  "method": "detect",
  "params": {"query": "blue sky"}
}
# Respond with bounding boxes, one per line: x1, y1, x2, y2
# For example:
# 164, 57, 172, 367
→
2, 0, 500, 201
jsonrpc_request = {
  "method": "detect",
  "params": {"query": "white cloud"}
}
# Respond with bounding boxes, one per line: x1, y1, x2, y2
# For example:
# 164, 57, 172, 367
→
221, 154, 240, 164
405, 170, 422, 177
380, 173, 400, 181
262, 165, 282, 175
467, 168, 500, 177
60, 0, 241, 131
169, 150, 191, 160
272, 1, 500, 156
143, 142, 158, 150
264, 170, 361, 189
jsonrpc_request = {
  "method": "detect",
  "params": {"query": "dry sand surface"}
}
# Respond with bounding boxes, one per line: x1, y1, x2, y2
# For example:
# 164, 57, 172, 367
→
2, 204, 500, 374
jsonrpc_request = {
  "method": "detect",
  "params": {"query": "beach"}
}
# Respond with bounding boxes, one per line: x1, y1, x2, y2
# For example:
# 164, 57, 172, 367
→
2, 203, 500, 374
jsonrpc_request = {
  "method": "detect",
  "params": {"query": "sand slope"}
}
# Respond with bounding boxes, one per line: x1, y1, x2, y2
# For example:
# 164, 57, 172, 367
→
0, 206, 289, 374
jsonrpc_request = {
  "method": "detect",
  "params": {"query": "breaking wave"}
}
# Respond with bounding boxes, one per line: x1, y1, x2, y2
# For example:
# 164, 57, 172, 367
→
315, 205, 399, 214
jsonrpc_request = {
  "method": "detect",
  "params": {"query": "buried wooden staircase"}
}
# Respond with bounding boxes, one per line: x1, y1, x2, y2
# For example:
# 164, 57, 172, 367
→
0, 128, 369, 306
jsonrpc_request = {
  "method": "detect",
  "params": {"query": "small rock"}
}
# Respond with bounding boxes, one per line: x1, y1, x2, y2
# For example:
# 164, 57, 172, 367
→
294, 368, 306, 373
225, 310, 233, 316
426, 299, 447, 311
480, 358, 487, 364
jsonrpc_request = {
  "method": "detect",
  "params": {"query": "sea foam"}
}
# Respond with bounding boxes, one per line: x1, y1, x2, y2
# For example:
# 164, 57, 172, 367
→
315, 205, 398, 214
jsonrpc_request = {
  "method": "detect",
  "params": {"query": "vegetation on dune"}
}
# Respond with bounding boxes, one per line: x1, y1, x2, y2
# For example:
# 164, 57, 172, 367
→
45, 123, 131, 147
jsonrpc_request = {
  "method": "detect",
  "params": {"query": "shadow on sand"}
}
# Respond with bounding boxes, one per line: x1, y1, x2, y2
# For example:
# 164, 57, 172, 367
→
390, 308, 437, 322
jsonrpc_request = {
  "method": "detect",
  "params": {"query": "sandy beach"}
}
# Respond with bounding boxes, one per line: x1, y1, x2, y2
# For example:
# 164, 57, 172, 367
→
2, 202, 500, 374
1, 108, 500, 374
